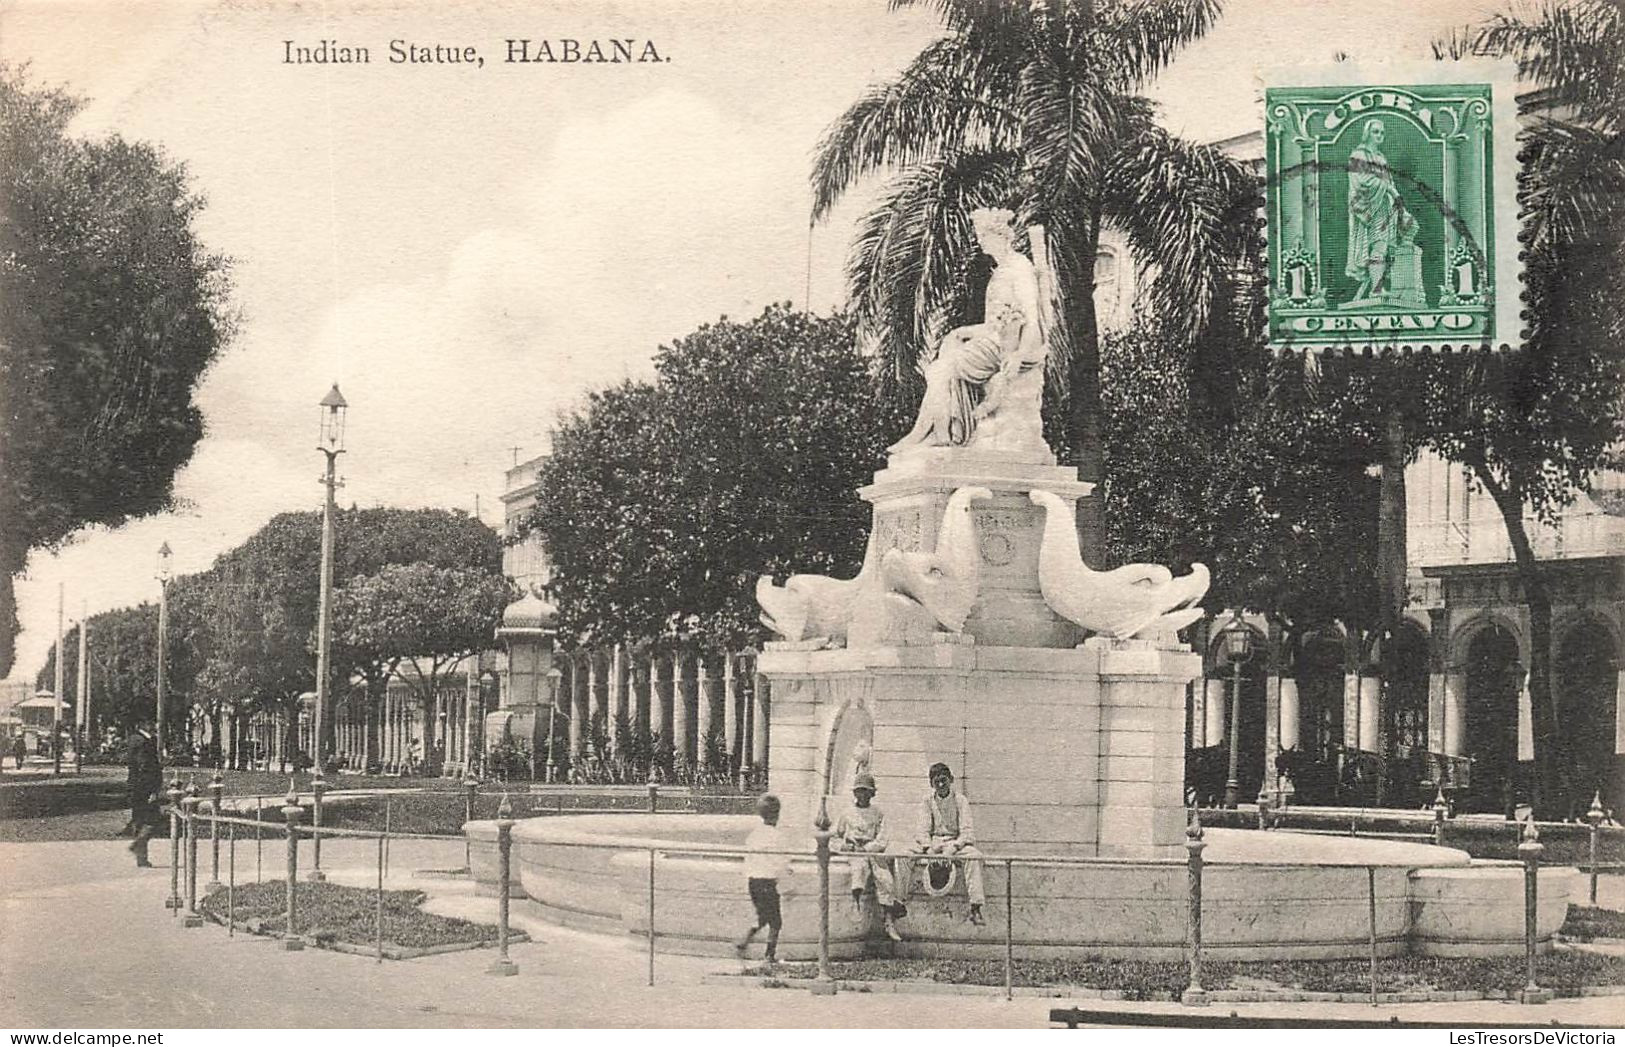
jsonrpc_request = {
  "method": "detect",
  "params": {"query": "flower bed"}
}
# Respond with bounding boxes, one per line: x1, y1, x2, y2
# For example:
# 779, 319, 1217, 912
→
761, 952, 1625, 1000
1560, 905, 1625, 941
198, 880, 499, 952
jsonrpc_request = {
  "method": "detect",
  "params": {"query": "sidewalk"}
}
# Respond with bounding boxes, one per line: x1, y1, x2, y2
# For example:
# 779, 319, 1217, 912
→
2, 838, 1621, 1029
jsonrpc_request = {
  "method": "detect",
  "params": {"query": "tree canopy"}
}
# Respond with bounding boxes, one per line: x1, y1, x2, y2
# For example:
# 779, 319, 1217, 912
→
0, 67, 233, 676
531, 304, 904, 650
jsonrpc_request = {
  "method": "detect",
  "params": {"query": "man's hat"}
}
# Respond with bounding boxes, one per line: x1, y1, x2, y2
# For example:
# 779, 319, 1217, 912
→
852, 773, 877, 793
928, 762, 953, 781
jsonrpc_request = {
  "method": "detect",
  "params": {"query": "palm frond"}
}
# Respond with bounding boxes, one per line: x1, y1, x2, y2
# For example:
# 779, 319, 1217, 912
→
1520, 116, 1625, 255
1018, 54, 1131, 212
1093, 0, 1224, 90
811, 36, 1021, 219
1475, 0, 1623, 135
1101, 121, 1256, 338
847, 150, 1023, 398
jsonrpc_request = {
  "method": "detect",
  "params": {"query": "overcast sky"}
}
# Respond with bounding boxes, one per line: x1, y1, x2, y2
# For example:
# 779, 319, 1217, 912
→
1, 0, 1494, 683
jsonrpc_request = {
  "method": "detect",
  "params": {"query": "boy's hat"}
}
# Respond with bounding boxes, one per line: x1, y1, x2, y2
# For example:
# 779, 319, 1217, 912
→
852, 773, 877, 793
928, 762, 953, 781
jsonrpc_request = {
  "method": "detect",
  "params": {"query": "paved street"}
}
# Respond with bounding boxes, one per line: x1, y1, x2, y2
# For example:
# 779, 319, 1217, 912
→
2, 836, 1623, 1028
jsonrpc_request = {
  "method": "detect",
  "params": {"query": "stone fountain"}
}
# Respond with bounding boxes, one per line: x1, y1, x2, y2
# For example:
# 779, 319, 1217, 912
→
471, 209, 1574, 961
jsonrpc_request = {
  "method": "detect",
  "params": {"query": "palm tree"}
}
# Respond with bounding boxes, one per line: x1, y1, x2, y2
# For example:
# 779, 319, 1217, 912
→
812, 0, 1258, 562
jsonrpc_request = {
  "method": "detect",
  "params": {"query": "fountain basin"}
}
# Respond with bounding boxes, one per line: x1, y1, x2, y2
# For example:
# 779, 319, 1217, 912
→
480, 815, 1576, 961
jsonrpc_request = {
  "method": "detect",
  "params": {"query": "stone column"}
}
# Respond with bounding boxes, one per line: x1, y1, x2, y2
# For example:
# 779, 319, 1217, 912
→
587, 652, 603, 754
648, 653, 666, 755
696, 654, 714, 769
750, 670, 769, 775
1344, 673, 1362, 749
1279, 677, 1300, 752
632, 652, 650, 740
1358, 675, 1381, 752
723, 651, 739, 771
569, 653, 587, 763
1203, 677, 1225, 749
608, 645, 626, 756
673, 652, 692, 767
1517, 678, 1535, 762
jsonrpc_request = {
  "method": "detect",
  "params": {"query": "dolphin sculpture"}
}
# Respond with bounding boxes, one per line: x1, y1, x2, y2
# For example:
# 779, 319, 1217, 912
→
756, 533, 875, 644
1028, 488, 1209, 640
879, 486, 992, 634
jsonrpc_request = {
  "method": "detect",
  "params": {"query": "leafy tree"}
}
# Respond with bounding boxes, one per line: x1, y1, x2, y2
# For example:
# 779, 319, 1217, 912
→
187, 507, 505, 763
811, 0, 1254, 561
1101, 321, 1380, 636
33, 602, 201, 747
332, 562, 512, 760
533, 305, 903, 650
0, 67, 233, 676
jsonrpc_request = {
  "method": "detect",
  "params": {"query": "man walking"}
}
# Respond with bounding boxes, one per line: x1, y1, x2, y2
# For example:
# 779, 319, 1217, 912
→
126, 717, 162, 868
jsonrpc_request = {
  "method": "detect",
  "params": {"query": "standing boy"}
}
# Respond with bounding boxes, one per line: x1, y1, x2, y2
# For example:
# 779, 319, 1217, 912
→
736, 793, 792, 964
835, 772, 904, 941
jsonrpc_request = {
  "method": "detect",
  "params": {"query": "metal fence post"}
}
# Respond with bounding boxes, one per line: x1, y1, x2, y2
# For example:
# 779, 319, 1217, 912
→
383, 793, 392, 879
376, 834, 385, 964
183, 779, 203, 928
1004, 858, 1015, 1001
1517, 821, 1552, 1004
255, 795, 263, 883
228, 822, 236, 937
1587, 792, 1605, 906
647, 777, 658, 814
1367, 866, 1379, 1005
307, 767, 327, 882
207, 771, 224, 891
811, 796, 836, 995
166, 777, 184, 912
487, 793, 518, 976
1182, 810, 1208, 1006
281, 784, 305, 952
464, 772, 479, 872
646, 847, 656, 987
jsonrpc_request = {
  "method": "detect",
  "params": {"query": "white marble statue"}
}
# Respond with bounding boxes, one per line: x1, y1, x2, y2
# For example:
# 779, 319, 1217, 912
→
888, 209, 1056, 456
755, 534, 875, 645
1028, 489, 1210, 640
879, 486, 991, 633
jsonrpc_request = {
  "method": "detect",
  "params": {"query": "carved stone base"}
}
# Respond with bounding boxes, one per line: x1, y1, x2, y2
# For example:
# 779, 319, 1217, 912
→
852, 449, 1094, 650
760, 637, 1199, 858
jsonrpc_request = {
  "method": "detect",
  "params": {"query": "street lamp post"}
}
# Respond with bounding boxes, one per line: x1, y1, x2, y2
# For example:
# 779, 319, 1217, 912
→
157, 543, 173, 760
313, 384, 348, 778
1219, 615, 1255, 810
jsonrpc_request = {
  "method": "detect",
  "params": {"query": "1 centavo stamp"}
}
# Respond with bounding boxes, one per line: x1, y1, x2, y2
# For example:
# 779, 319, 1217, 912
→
1261, 61, 1522, 352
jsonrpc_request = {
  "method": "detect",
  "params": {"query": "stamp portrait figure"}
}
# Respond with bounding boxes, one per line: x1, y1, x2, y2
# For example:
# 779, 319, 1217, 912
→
1344, 117, 1402, 303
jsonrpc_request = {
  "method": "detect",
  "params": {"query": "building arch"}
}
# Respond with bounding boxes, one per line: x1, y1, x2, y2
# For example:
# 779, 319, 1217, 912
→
1454, 619, 1524, 814
1555, 613, 1622, 814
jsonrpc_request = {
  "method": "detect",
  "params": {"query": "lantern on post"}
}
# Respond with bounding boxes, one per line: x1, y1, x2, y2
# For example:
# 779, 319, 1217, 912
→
312, 384, 348, 777
1217, 615, 1255, 809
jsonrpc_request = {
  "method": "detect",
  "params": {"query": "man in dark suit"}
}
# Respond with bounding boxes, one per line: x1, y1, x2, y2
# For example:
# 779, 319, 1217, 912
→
126, 718, 163, 867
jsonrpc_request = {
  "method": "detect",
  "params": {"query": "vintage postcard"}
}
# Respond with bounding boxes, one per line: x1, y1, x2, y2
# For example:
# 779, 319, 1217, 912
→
1, 0, 1621, 1037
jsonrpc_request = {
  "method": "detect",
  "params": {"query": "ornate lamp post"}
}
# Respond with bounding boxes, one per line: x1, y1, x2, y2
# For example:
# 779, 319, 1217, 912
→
156, 542, 173, 760
313, 384, 347, 777
1218, 615, 1255, 809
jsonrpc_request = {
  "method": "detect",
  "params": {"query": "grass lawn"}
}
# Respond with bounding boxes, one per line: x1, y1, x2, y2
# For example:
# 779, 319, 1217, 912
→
1561, 905, 1625, 941
762, 952, 1625, 999
198, 880, 499, 952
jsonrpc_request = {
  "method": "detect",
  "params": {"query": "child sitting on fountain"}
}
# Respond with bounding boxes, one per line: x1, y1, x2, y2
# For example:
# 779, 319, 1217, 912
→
736, 793, 792, 965
836, 772, 905, 941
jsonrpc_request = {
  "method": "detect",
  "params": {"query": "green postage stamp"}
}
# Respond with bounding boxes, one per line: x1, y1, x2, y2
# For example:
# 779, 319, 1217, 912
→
1262, 61, 1522, 351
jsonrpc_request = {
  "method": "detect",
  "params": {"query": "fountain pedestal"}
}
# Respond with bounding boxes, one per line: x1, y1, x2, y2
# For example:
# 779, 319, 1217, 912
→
760, 635, 1198, 858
